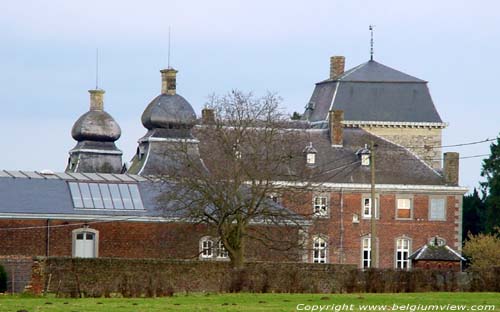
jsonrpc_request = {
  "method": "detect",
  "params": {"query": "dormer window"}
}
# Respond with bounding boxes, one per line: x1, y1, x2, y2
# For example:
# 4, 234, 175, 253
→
303, 142, 318, 166
356, 144, 371, 166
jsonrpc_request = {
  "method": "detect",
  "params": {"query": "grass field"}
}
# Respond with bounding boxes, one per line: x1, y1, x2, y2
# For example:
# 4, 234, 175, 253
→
0, 292, 498, 312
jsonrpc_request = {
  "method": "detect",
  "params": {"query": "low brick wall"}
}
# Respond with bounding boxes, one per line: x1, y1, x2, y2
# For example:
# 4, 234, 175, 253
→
0, 256, 34, 293
28, 258, 500, 297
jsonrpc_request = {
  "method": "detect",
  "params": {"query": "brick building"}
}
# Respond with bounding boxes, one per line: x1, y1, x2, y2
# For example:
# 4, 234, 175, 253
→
0, 55, 467, 269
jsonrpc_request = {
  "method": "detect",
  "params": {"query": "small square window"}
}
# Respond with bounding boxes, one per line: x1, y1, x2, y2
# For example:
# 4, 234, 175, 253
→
306, 153, 316, 165
362, 197, 379, 219
396, 198, 412, 219
313, 196, 328, 217
361, 154, 370, 166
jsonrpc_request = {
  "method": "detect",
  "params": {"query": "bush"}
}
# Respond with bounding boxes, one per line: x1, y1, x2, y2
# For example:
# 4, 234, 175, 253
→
0, 264, 7, 292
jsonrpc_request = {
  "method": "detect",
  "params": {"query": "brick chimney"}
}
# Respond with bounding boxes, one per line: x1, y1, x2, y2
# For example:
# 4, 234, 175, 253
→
330, 56, 345, 79
443, 152, 459, 186
89, 89, 105, 111
202, 108, 215, 125
329, 110, 344, 146
161, 68, 178, 95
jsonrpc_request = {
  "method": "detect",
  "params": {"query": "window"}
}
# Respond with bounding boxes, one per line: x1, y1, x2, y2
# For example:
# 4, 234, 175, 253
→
361, 154, 370, 166
200, 237, 213, 258
396, 198, 412, 219
306, 153, 316, 165
362, 197, 379, 219
313, 196, 328, 217
72, 228, 98, 258
268, 193, 280, 204
313, 236, 327, 263
429, 236, 446, 247
199, 236, 228, 260
68, 182, 144, 210
429, 198, 446, 221
395, 238, 411, 270
362, 237, 371, 269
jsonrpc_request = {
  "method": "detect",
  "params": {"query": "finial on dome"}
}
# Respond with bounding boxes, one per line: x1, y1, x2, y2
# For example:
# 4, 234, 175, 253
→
89, 89, 105, 111
161, 68, 178, 95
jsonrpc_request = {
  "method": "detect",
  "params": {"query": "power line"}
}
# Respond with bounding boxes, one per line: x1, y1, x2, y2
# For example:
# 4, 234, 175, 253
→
0, 216, 139, 231
378, 137, 498, 150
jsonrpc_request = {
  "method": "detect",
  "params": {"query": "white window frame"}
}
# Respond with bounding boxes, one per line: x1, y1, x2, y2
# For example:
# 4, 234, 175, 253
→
306, 153, 316, 165
395, 237, 411, 270
313, 195, 329, 217
312, 236, 328, 263
72, 228, 99, 258
362, 196, 379, 219
396, 196, 413, 220
199, 236, 229, 260
362, 237, 371, 269
429, 197, 447, 221
361, 154, 370, 166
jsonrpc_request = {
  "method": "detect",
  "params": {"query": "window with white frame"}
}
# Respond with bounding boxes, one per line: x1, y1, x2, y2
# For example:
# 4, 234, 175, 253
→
313, 195, 328, 217
306, 153, 316, 165
395, 238, 411, 269
200, 237, 214, 258
72, 228, 98, 258
396, 198, 412, 219
362, 237, 371, 269
429, 198, 446, 221
313, 236, 327, 263
362, 197, 379, 219
200, 237, 228, 260
361, 154, 370, 166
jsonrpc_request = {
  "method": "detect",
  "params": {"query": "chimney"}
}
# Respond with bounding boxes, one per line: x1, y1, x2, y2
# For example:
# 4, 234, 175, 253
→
329, 110, 344, 146
330, 56, 345, 79
443, 152, 459, 186
202, 108, 215, 125
89, 89, 105, 111
161, 68, 178, 95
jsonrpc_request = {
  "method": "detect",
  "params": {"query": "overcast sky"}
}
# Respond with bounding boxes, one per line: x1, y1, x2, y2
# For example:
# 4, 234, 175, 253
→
1, 0, 499, 192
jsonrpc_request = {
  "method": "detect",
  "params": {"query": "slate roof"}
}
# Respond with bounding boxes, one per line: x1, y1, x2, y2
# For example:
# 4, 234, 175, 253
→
194, 126, 446, 186
141, 94, 197, 130
0, 170, 302, 222
409, 244, 465, 262
303, 60, 443, 123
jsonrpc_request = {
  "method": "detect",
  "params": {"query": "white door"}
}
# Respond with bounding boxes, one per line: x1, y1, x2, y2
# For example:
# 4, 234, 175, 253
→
75, 232, 96, 258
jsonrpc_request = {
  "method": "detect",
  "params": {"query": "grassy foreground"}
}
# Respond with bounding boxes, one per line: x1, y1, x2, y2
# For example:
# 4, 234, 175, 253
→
0, 292, 498, 312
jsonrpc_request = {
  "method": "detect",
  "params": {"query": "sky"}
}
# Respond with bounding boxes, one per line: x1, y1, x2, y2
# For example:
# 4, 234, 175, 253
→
1, 0, 499, 192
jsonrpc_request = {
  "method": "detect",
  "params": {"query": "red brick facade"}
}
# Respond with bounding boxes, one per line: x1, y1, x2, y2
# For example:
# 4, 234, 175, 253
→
283, 190, 461, 269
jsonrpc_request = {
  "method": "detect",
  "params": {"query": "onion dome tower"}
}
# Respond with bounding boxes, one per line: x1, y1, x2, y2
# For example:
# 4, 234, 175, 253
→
126, 68, 199, 176
66, 89, 123, 173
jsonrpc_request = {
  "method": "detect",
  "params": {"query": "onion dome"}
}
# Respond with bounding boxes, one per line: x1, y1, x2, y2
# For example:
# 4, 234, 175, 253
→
71, 90, 121, 142
141, 68, 196, 130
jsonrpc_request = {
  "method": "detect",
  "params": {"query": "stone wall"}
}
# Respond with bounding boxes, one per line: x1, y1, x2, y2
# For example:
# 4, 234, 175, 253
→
0, 256, 34, 293
362, 127, 442, 170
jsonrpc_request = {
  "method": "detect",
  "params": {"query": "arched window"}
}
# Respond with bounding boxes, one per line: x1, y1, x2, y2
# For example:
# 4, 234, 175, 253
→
312, 236, 328, 263
395, 237, 411, 270
72, 228, 99, 258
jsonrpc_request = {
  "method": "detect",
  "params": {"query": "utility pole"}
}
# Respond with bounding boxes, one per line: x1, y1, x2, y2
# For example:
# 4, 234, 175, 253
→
370, 140, 377, 268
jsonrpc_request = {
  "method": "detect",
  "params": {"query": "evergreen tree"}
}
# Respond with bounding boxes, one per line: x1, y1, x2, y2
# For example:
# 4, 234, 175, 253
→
462, 188, 484, 239
480, 135, 500, 233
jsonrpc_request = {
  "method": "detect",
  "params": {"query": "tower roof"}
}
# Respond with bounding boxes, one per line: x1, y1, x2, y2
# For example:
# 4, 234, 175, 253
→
303, 60, 443, 124
71, 90, 121, 142
141, 68, 196, 130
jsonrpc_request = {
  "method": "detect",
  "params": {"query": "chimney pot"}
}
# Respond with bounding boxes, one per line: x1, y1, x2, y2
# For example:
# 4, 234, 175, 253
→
202, 108, 215, 125
89, 89, 105, 111
329, 110, 344, 146
443, 152, 459, 186
161, 68, 178, 95
330, 56, 345, 79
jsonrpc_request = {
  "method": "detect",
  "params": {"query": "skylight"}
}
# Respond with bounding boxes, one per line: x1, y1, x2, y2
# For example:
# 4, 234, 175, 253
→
68, 182, 144, 210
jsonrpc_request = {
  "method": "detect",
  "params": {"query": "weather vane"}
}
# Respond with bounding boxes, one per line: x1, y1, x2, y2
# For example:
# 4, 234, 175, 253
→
369, 25, 375, 61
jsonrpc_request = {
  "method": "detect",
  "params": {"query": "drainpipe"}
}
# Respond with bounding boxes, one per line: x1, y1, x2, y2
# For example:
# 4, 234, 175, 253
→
46, 219, 50, 257
339, 188, 344, 264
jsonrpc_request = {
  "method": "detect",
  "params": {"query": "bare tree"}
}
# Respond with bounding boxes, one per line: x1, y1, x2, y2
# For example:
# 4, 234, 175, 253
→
155, 91, 314, 268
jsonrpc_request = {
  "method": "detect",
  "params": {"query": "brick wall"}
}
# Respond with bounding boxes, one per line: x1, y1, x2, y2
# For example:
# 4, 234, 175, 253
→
0, 256, 33, 293
0, 219, 299, 262
283, 191, 460, 269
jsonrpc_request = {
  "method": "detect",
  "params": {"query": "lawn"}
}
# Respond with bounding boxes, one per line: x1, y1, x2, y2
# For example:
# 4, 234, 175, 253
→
0, 292, 498, 312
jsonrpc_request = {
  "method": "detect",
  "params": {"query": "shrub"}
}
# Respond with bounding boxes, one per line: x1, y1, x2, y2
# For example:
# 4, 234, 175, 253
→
0, 264, 7, 292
